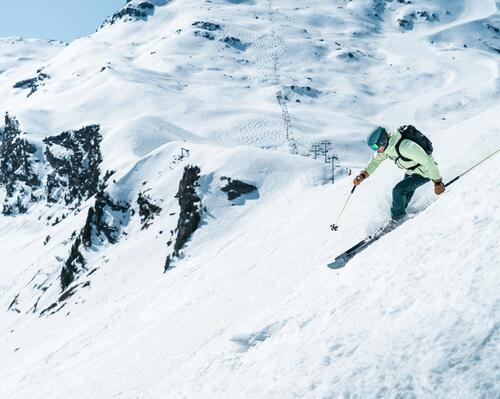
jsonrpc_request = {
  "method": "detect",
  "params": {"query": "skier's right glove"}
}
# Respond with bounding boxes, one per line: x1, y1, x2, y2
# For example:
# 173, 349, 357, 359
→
353, 170, 369, 186
433, 179, 445, 195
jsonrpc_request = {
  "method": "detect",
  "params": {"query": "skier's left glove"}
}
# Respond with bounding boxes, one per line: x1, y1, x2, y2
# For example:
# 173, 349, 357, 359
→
353, 170, 369, 186
433, 179, 445, 195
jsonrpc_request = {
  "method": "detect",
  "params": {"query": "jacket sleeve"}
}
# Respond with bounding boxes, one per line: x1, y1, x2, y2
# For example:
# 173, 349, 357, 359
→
402, 141, 442, 181
365, 151, 388, 175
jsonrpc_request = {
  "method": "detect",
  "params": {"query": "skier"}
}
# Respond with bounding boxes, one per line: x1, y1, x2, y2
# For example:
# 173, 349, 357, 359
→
353, 126, 445, 227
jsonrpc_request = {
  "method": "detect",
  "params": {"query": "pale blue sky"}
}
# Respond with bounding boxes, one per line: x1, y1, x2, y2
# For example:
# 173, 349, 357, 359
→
0, 0, 125, 42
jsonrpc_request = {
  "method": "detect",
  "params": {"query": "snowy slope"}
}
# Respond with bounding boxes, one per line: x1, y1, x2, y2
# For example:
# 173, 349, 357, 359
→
0, 37, 65, 75
1, 0, 499, 398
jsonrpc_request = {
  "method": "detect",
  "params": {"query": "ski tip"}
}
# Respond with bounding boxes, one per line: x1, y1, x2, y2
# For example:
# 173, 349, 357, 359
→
327, 257, 348, 269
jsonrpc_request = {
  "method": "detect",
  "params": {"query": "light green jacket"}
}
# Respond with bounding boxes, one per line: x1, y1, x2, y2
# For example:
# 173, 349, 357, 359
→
365, 131, 441, 181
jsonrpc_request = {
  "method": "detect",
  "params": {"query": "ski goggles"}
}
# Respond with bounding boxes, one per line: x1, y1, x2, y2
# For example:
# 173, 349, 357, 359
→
370, 133, 388, 151
370, 143, 387, 151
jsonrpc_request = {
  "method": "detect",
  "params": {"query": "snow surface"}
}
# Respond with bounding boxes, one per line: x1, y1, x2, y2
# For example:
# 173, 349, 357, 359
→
0, 0, 499, 398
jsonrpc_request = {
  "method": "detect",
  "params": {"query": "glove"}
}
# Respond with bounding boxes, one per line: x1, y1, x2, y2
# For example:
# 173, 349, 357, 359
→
434, 179, 445, 195
353, 170, 369, 186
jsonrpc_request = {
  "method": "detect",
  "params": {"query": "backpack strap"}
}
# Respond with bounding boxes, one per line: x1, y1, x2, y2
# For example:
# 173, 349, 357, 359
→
395, 138, 420, 171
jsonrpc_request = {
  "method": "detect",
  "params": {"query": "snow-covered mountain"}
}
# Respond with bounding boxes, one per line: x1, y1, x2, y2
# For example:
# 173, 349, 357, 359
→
0, 0, 499, 397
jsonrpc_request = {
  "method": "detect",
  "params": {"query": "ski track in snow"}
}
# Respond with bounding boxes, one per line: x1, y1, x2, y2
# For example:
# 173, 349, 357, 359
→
0, 0, 499, 398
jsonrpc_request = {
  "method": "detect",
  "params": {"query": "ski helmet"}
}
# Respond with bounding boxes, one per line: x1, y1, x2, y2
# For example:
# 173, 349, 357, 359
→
367, 126, 388, 151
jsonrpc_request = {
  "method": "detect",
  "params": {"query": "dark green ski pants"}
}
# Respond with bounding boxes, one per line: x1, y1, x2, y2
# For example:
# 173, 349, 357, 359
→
391, 174, 430, 220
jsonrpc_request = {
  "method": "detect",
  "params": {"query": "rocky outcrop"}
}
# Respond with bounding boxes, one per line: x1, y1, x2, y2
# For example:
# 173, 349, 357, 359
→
137, 191, 162, 230
173, 165, 201, 254
192, 21, 222, 31
220, 177, 257, 201
222, 36, 249, 51
100, 1, 160, 27
193, 21, 223, 41
164, 165, 201, 271
398, 11, 439, 31
288, 85, 321, 98
0, 114, 41, 215
60, 237, 86, 290
0, 115, 104, 212
13, 71, 50, 97
0, 114, 131, 293
191, 22, 247, 50
60, 191, 130, 290
7, 294, 21, 313
194, 31, 215, 41
43, 125, 103, 206
81, 191, 130, 248
0, 113, 136, 298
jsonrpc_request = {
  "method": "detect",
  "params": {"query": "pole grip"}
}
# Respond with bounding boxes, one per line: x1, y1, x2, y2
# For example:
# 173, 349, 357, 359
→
351, 185, 357, 194
445, 176, 459, 187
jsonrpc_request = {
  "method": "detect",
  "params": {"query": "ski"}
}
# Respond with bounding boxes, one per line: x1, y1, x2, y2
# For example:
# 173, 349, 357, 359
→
327, 235, 380, 269
327, 222, 399, 269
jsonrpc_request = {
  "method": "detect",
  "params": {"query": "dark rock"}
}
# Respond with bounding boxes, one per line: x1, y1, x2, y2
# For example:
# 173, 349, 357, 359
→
13, 72, 50, 97
416, 11, 439, 22
43, 125, 103, 206
13, 78, 37, 89
222, 37, 249, 51
486, 23, 500, 34
164, 165, 201, 271
60, 237, 86, 290
194, 31, 215, 41
192, 21, 222, 31
398, 16, 415, 31
59, 283, 83, 302
7, 294, 20, 312
220, 177, 257, 200
59, 191, 129, 290
0, 114, 41, 215
164, 254, 172, 271
101, 1, 159, 27
173, 165, 201, 254
137, 191, 162, 230
338, 51, 360, 61
81, 191, 130, 248
399, 10, 438, 31
39, 302, 58, 316
41, 280, 89, 315
289, 85, 321, 98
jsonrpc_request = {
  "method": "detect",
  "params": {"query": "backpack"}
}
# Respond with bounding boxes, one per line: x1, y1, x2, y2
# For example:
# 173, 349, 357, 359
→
395, 125, 433, 169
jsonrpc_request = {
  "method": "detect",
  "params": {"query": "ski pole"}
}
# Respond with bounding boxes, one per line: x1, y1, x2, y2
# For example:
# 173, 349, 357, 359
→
330, 185, 356, 231
445, 148, 500, 187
